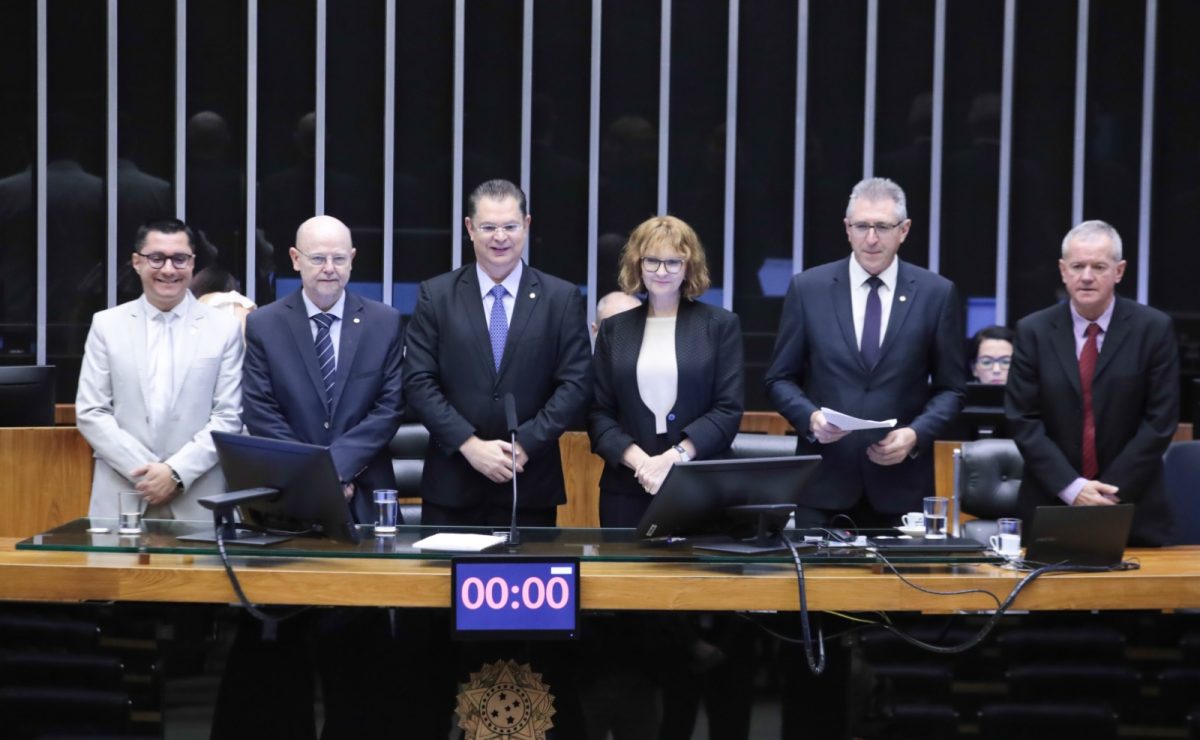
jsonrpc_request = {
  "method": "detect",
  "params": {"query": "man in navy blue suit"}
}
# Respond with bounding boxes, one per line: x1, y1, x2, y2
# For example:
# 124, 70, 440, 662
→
404, 179, 591, 527
213, 214, 405, 739
242, 214, 405, 524
766, 177, 965, 528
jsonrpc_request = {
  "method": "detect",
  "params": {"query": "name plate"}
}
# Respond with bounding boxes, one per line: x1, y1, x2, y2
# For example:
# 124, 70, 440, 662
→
451, 557, 580, 640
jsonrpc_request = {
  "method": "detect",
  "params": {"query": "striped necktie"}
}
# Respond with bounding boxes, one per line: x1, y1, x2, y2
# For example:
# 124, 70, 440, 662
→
312, 312, 336, 404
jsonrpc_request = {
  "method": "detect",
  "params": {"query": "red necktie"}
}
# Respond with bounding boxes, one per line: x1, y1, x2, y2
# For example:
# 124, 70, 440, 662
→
1079, 322, 1101, 479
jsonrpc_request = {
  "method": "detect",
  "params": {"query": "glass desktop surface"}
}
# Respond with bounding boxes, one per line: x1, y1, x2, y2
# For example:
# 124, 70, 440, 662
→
17, 518, 1002, 565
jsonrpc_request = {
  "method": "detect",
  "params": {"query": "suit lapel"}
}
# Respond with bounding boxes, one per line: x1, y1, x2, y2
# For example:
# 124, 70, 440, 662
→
1049, 304, 1082, 398
876, 261, 918, 368
284, 291, 332, 412
331, 293, 365, 413
170, 299, 203, 409
128, 301, 152, 413
457, 267, 497, 380
1093, 297, 1130, 382
499, 265, 538, 379
829, 259, 863, 371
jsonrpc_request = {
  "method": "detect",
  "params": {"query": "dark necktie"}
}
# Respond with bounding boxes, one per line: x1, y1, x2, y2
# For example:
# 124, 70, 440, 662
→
1079, 322, 1101, 479
488, 284, 508, 371
312, 312, 336, 405
860, 276, 883, 369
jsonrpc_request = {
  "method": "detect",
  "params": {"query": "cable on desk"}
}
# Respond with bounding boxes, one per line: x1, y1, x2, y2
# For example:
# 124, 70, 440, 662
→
782, 535, 825, 675
869, 555, 1140, 655
213, 510, 310, 633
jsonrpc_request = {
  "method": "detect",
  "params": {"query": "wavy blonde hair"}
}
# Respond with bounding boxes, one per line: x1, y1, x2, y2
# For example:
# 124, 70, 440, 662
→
616, 215, 711, 300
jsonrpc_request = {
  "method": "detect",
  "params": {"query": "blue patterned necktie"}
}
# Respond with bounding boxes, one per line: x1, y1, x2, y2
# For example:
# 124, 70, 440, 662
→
488, 284, 508, 371
860, 276, 883, 369
312, 312, 336, 404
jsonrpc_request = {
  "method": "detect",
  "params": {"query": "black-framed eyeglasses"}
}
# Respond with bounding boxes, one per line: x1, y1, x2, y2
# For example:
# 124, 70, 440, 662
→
295, 248, 351, 268
475, 223, 524, 237
976, 355, 1012, 369
849, 221, 904, 236
137, 252, 195, 269
641, 257, 684, 274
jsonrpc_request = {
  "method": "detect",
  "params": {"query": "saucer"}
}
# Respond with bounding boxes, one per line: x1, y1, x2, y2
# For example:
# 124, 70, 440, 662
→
897, 525, 926, 536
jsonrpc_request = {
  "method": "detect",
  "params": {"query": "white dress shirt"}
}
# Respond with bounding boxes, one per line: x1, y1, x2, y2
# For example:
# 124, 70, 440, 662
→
478, 260, 523, 329
143, 293, 190, 431
637, 316, 679, 434
848, 256, 899, 351
301, 290, 347, 367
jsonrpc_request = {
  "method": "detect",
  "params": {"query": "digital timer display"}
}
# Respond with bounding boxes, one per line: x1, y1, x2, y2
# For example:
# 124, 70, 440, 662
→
451, 557, 580, 640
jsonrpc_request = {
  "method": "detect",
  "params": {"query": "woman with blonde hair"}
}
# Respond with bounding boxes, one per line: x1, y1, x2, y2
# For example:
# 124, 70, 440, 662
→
588, 215, 744, 526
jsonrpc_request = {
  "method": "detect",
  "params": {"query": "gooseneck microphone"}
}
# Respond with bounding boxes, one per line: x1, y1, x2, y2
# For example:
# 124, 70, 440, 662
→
504, 393, 521, 547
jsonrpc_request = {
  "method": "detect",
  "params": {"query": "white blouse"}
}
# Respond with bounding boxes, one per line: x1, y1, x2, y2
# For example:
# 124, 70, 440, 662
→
637, 316, 678, 434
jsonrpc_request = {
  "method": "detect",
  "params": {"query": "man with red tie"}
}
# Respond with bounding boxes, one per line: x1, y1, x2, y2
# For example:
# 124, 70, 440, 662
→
1006, 220, 1180, 546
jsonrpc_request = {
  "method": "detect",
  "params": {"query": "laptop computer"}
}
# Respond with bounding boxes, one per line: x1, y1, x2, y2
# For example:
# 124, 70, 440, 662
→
866, 535, 988, 555
1023, 504, 1134, 567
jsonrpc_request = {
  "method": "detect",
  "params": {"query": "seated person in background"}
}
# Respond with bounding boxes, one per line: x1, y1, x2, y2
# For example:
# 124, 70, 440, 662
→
190, 264, 256, 331
970, 324, 1015, 384
588, 215, 744, 525
591, 289, 642, 338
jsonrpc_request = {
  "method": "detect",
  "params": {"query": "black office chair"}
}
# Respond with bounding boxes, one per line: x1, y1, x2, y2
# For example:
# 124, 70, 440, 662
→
998, 625, 1126, 663
1005, 663, 1140, 717
880, 702, 958, 740
977, 702, 1117, 740
389, 422, 430, 525
1164, 440, 1200, 545
955, 438, 1023, 544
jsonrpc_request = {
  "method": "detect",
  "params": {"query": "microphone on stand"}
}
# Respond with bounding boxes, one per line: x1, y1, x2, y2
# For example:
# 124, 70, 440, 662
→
504, 393, 521, 548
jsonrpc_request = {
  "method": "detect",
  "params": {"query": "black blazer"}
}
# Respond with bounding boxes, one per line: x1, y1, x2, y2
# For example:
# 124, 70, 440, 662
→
764, 257, 966, 515
588, 299, 745, 499
402, 263, 592, 509
1005, 297, 1179, 546
243, 290, 406, 523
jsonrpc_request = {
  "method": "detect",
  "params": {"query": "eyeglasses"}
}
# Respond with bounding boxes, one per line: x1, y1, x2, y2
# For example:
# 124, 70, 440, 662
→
295, 248, 351, 268
641, 257, 684, 274
137, 252, 195, 269
849, 221, 904, 236
976, 355, 1011, 369
475, 223, 524, 237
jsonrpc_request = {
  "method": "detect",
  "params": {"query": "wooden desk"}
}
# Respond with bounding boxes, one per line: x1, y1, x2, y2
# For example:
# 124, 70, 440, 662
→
2, 538, 1198, 614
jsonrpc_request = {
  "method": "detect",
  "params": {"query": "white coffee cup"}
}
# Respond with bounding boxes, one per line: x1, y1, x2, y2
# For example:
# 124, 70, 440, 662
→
901, 512, 924, 529
990, 533, 1022, 558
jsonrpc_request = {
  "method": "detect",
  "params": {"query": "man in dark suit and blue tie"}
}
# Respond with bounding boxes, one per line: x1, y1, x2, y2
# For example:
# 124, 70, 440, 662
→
213, 214, 405, 739
404, 179, 592, 527
766, 177, 966, 528
1006, 220, 1179, 546
241, 214, 405, 524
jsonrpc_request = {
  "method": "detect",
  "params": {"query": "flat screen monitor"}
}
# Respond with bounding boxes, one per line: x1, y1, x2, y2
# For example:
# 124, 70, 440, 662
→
207, 431, 361, 544
0, 365, 56, 427
962, 382, 1008, 439
635, 455, 822, 548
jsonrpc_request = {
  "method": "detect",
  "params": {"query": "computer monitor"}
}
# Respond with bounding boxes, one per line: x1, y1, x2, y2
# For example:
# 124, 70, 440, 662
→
0, 365, 56, 427
636, 455, 823, 552
961, 382, 1008, 439
203, 431, 361, 544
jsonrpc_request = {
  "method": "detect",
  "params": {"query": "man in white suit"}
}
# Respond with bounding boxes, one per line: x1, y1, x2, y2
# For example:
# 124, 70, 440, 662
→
76, 219, 243, 520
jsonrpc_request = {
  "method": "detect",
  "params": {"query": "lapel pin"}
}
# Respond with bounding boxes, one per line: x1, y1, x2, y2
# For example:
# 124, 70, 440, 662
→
898, 295, 907, 302
529, 292, 536, 299
353, 317, 361, 324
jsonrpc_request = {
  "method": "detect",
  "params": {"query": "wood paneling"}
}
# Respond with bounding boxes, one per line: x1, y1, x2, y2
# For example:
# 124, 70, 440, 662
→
2, 537, 1198, 612
558, 432, 602, 528
0, 428, 92, 538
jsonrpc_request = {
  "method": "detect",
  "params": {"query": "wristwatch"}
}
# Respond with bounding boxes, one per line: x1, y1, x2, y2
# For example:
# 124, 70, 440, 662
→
168, 467, 184, 492
672, 444, 691, 462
